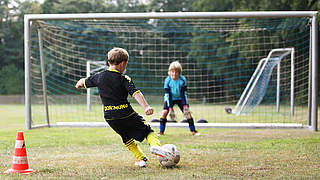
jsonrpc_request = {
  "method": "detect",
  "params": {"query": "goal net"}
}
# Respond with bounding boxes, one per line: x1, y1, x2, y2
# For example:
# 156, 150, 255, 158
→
25, 12, 318, 129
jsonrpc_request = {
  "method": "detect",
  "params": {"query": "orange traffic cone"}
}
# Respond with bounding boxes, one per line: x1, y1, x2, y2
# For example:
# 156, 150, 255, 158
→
4, 131, 35, 174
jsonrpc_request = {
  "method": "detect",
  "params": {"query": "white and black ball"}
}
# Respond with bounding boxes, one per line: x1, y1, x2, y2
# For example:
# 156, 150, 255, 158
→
158, 144, 180, 167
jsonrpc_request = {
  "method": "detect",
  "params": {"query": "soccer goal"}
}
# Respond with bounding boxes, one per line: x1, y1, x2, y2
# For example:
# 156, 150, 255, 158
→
24, 12, 318, 131
232, 48, 294, 115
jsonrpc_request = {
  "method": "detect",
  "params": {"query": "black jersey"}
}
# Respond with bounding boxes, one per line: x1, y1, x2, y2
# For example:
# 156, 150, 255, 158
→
84, 69, 140, 120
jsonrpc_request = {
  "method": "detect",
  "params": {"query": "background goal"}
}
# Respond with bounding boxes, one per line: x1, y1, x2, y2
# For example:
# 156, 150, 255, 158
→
233, 48, 294, 115
24, 12, 318, 130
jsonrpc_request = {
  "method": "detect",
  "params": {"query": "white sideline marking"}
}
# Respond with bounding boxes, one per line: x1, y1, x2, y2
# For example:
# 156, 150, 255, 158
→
49, 122, 308, 129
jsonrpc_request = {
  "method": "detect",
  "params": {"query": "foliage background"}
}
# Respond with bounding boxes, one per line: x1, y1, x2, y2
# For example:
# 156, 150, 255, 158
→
0, 0, 319, 96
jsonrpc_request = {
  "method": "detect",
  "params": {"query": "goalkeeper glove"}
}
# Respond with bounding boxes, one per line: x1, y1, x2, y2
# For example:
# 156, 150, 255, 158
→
183, 105, 192, 119
168, 108, 176, 121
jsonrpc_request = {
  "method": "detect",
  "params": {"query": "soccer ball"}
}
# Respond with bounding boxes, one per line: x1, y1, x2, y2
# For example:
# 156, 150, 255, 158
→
158, 144, 180, 167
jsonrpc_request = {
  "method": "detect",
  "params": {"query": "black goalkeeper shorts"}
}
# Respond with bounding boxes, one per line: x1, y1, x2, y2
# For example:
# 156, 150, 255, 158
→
106, 112, 153, 143
163, 100, 188, 112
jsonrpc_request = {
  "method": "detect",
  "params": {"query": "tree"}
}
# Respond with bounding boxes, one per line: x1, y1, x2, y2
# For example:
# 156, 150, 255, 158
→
148, 0, 196, 12
40, 0, 59, 14
109, 0, 148, 12
230, 0, 319, 11
0, 0, 41, 94
41, 0, 147, 14
191, 0, 233, 12
0, 64, 24, 94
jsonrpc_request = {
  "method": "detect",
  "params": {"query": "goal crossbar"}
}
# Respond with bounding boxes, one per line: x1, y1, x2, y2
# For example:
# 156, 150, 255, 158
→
24, 11, 318, 20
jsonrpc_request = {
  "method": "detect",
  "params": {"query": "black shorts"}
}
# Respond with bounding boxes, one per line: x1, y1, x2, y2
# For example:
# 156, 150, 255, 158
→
163, 100, 188, 112
106, 112, 153, 143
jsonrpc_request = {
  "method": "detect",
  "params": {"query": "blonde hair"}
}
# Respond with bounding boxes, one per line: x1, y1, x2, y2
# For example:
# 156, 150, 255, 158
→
107, 47, 129, 65
168, 61, 182, 75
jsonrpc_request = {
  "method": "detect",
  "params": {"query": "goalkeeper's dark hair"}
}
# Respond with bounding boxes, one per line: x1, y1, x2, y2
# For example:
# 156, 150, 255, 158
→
107, 47, 129, 65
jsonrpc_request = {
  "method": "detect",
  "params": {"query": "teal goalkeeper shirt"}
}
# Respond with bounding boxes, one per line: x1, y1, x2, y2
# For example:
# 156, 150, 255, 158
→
164, 75, 188, 108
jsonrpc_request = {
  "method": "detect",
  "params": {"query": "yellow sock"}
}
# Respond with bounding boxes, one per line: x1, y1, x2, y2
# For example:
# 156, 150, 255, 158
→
147, 132, 161, 146
125, 139, 146, 160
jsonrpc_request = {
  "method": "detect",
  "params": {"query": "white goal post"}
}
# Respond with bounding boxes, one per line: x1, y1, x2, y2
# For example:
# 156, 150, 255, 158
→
24, 11, 318, 131
86, 61, 106, 111
233, 48, 295, 115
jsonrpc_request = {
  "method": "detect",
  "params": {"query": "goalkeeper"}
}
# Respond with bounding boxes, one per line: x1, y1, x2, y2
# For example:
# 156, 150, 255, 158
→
158, 61, 200, 136
75, 47, 172, 167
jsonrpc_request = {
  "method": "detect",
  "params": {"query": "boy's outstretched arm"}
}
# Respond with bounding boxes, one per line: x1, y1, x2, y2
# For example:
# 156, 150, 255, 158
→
75, 78, 86, 90
133, 91, 154, 115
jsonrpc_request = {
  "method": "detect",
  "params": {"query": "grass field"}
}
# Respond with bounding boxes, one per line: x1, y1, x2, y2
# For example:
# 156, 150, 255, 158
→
0, 104, 320, 179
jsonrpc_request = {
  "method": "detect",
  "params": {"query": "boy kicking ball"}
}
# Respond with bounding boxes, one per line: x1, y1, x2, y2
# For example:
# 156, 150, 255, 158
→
75, 47, 172, 167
